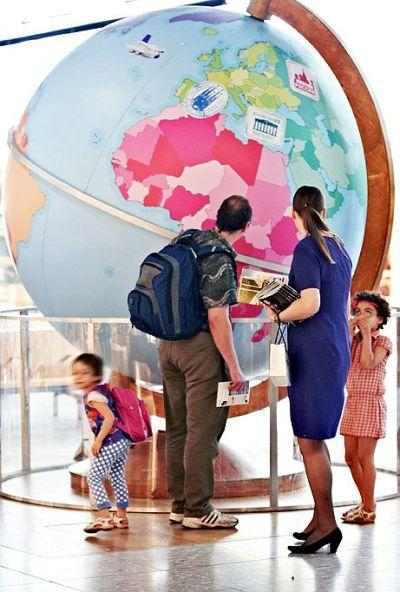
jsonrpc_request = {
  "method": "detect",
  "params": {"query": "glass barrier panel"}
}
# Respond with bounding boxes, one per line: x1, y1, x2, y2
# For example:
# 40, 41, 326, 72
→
370, 313, 397, 472
274, 388, 312, 509
0, 318, 23, 477
28, 320, 86, 470
0, 311, 398, 511
224, 319, 271, 508
94, 322, 163, 389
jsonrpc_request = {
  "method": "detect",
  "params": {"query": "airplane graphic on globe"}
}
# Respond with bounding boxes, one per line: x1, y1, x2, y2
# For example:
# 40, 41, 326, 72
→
126, 34, 165, 59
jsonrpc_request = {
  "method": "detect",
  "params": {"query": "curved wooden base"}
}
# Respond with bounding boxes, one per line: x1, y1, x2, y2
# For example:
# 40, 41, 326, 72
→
70, 430, 305, 498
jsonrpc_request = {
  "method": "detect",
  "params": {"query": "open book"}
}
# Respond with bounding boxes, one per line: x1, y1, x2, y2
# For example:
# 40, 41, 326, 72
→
238, 269, 300, 311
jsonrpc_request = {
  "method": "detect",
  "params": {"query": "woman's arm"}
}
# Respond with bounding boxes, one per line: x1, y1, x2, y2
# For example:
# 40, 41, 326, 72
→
274, 241, 321, 323
265, 288, 320, 323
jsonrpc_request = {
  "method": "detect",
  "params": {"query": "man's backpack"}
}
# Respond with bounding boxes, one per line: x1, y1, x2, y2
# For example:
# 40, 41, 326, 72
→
128, 229, 236, 340
109, 386, 152, 443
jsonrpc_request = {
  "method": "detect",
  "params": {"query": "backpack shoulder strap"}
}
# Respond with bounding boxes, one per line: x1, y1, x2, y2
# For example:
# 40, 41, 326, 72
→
96, 383, 112, 397
195, 245, 237, 274
174, 229, 200, 246
175, 230, 237, 271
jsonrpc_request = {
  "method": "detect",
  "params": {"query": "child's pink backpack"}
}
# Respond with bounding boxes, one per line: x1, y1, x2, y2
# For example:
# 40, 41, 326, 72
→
110, 386, 152, 443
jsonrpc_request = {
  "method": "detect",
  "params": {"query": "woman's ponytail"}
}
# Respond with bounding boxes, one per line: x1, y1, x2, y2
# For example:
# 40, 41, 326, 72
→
293, 186, 340, 264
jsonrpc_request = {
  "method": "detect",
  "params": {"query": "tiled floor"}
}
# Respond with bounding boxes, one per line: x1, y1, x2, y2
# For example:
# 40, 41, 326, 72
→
1, 497, 400, 591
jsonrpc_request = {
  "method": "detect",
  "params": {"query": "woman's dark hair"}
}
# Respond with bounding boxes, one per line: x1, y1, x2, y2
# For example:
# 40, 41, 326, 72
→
293, 185, 340, 264
73, 353, 103, 380
216, 195, 252, 232
351, 291, 391, 329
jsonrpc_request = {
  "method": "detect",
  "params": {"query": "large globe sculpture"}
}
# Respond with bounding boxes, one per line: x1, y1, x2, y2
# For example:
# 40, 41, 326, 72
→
4, 5, 368, 384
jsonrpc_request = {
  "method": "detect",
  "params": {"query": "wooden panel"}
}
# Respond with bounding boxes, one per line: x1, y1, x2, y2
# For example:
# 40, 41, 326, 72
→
70, 430, 305, 498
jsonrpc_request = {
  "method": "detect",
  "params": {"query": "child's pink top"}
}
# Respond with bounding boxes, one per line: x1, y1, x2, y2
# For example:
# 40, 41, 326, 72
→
346, 330, 392, 396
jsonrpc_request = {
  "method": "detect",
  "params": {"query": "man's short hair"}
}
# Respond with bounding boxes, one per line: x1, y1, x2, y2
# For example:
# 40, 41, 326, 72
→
216, 195, 252, 232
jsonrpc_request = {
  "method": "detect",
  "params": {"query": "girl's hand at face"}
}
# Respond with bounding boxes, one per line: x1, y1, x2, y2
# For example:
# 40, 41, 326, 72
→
348, 317, 358, 335
356, 317, 371, 335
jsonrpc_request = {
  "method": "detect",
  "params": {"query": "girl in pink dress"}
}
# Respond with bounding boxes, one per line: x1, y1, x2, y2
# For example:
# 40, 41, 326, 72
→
340, 291, 392, 524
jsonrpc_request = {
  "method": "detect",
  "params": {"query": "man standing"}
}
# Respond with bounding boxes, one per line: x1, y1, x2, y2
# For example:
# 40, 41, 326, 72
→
158, 195, 252, 529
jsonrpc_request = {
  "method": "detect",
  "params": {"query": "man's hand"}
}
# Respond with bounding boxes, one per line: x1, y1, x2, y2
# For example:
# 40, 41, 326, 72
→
228, 368, 247, 393
208, 306, 247, 393
92, 439, 102, 457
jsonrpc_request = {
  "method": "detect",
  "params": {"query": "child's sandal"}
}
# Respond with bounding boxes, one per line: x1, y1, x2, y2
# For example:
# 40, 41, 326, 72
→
112, 514, 129, 529
83, 517, 114, 533
341, 504, 362, 520
342, 506, 375, 524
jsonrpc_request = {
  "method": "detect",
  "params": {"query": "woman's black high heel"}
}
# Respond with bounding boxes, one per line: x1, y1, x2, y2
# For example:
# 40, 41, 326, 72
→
288, 527, 342, 554
292, 529, 315, 541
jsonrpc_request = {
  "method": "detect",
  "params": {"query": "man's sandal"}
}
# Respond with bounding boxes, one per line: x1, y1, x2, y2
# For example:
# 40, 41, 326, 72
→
112, 514, 129, 529
83, 517, 114, 533
342, 505, 375, 524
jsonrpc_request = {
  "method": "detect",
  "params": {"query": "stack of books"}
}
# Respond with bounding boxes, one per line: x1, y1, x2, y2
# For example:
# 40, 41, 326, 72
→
238, 270, 300, 311
256, 277, 300, 312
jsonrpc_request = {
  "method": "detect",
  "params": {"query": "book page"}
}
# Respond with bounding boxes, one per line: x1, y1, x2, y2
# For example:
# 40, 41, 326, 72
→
237, 269, 287, 304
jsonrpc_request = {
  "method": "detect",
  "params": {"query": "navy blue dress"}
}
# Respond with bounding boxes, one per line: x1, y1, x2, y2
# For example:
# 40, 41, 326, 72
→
288, 235, 352, 440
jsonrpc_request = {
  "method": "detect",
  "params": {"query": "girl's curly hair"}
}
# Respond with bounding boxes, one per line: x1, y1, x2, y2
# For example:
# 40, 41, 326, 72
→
351, 291, 391, 329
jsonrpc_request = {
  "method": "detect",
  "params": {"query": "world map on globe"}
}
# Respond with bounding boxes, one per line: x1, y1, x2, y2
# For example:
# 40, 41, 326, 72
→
110, 24, 366, 269
4, 6, 367, 380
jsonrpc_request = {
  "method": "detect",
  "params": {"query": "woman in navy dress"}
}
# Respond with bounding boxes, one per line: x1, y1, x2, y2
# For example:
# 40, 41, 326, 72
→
266, 186, 352, 554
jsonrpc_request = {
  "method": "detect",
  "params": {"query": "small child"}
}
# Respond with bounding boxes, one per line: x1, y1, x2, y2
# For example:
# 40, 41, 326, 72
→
72, 353, 132, 533
340, 291, 392, 524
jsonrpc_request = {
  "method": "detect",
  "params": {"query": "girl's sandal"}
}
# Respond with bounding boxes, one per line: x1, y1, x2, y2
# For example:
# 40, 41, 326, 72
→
83, 517, 114, 533
112, 514, 129, 529
341, 504, 362, 520
342, 506, 375, 524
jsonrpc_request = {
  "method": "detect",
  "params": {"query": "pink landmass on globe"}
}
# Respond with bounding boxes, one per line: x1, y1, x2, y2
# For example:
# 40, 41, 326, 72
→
165, 186, 210, 219
111, 104, 298, 266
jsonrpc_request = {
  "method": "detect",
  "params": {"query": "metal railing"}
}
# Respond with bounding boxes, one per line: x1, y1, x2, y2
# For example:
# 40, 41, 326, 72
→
0, 307, 398, 511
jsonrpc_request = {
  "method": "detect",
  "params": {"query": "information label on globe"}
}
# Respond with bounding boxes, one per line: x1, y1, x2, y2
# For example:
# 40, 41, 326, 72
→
245, 106, 286, 146
286, 59, 319, 101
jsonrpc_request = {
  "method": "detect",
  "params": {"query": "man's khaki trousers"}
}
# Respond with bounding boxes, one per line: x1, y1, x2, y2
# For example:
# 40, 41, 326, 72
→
158, 331, 229, 517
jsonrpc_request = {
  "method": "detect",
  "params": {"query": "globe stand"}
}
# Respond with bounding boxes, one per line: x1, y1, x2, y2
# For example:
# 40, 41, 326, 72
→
247, 0, 271, 20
